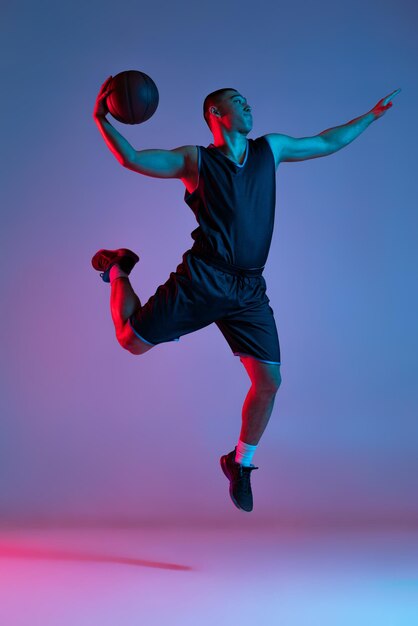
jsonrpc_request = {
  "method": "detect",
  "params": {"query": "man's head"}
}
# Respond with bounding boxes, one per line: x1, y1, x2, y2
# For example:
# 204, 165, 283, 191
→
203, 88, 252, 134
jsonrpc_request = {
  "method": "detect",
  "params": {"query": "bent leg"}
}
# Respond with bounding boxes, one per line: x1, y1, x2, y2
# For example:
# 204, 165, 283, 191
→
110, 277, 153, 355
239, 356, 282, 444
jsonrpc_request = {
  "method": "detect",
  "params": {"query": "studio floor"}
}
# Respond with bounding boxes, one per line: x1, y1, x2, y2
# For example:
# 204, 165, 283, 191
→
0, 524, 417, 625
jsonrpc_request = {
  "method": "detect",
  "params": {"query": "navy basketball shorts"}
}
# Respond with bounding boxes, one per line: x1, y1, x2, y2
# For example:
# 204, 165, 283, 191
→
128, 249, 281, 365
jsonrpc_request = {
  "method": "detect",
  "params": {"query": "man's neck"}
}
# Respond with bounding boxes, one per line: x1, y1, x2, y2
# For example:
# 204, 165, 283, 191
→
210, 132, 248, 159
212, 128, 247, 147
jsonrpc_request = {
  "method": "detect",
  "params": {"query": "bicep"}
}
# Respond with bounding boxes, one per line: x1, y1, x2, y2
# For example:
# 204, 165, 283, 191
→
266, 133, 334, 163
123, 146, 189, 178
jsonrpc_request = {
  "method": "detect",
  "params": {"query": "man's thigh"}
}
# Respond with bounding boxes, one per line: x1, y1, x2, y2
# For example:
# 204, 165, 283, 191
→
215, 296, 281, 365
128, 251, 235, 347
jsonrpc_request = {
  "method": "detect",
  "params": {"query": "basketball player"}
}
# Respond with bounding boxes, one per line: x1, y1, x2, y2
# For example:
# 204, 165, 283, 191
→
92, 76, 400, 512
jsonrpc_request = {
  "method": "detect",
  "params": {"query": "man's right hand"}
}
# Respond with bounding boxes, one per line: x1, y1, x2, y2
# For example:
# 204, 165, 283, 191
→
93, 75, 113, 119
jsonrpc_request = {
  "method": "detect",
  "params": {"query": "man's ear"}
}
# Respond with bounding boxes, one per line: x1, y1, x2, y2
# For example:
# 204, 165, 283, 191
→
210, 106, 220, 117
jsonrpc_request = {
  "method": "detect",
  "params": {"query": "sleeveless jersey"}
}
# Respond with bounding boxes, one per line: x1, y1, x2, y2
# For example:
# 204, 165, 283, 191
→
183, 135, 276, 269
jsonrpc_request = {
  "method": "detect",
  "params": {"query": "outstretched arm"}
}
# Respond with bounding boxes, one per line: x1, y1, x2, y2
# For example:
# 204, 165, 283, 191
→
264, 88, 401, 163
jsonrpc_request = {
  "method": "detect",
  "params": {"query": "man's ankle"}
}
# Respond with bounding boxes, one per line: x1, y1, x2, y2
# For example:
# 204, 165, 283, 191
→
110, 264, 129, 282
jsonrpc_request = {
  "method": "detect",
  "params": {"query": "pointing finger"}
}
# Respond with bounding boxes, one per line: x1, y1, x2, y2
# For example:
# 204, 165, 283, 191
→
383, 88, 401, 106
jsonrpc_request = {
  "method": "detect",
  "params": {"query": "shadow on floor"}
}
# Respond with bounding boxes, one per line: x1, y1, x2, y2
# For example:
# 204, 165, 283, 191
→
0, 542, 192, 571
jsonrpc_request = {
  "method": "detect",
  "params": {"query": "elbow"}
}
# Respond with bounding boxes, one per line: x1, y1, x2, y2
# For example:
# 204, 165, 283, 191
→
120, 151, 137, 169
107, 148, 130, 168
322, 137, 340, 156
119, 155, 133, 168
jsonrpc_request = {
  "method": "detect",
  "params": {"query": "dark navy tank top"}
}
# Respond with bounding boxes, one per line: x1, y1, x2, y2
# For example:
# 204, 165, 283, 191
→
184, 135, 277, 269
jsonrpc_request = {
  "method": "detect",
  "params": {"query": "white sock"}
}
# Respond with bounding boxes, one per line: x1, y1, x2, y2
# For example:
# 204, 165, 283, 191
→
109, 264, 129, 283
235, 439, 258, 467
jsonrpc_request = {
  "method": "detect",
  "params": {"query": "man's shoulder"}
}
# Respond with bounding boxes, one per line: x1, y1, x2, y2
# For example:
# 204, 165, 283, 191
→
171, 145, 201, 169
254, 134, 273, 144
253, 135, 280, 168
173, 145, 200, 156
250, 135, 274, 150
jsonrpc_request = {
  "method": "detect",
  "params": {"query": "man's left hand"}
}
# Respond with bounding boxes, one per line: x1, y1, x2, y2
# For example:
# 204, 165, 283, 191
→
370, 88, 401, 120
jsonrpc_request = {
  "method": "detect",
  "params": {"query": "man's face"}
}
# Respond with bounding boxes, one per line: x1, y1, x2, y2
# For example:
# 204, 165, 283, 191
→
213, 91, 253, 132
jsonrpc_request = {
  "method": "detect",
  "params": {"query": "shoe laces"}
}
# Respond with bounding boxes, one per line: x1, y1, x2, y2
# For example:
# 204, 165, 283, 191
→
238, 464, 259, 492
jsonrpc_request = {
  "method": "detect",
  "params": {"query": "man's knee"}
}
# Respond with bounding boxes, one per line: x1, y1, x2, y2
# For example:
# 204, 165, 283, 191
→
240, 357, 282, 393
258, 373, 281, 394
116, 323, 154, 355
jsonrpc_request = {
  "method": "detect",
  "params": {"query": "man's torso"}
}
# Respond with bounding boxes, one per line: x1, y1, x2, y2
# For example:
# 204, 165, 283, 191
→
181, 136, 278, 269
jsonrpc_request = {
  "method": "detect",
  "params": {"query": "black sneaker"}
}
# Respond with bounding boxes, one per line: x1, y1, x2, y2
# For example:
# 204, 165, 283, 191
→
220, 447, 259, 512
91, 248, 140, 282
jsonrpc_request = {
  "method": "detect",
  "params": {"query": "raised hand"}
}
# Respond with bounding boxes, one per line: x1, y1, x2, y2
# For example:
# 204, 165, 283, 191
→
370, 88, 401, 121
93, 75, 113, 119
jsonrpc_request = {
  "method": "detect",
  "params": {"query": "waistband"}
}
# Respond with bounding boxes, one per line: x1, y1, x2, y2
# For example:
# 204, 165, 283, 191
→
189, 249, 264, 277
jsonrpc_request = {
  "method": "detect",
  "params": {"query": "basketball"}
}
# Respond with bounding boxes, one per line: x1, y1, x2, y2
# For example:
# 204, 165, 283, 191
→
106, 70, 159, 125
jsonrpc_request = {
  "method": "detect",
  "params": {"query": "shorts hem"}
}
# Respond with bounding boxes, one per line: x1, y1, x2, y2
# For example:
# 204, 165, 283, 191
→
128, 318, 180, 345
128, 317, 156, 345
233, 351, 281, 365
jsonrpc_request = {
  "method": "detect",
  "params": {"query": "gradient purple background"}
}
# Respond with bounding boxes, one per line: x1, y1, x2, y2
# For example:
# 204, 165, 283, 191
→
1, 0, 417, 526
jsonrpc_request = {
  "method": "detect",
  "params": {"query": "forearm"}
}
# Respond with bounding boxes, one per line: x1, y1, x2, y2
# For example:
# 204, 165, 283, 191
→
319, 111, 375, 151
94, 114, 136, 165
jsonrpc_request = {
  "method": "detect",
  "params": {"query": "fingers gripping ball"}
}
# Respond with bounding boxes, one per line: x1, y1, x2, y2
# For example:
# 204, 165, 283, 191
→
106, 70, 159, 124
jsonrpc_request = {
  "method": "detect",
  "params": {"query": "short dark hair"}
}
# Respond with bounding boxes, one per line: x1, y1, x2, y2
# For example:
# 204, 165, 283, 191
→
203, 88, 239, 129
